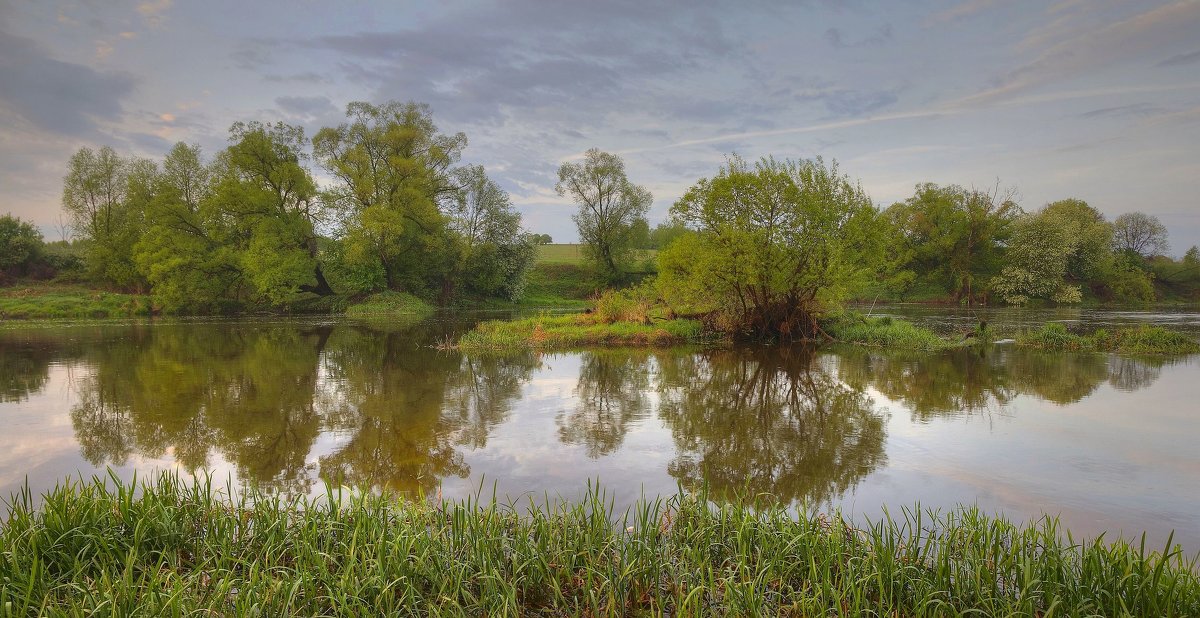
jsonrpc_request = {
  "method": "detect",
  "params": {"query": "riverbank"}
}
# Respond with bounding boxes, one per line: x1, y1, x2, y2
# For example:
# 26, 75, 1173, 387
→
1, 473, 1196, 616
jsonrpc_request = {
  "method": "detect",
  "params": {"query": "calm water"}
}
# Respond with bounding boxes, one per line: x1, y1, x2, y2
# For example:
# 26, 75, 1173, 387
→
1, 308, 1198, 552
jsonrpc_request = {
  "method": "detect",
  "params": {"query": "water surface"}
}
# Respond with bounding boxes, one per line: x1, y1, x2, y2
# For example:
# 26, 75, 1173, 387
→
1, 309, 1197, 551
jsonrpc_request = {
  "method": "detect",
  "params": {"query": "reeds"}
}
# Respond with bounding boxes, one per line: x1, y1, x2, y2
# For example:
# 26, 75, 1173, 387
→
2, 472, 1198, 616
1019, 322, 1200, 355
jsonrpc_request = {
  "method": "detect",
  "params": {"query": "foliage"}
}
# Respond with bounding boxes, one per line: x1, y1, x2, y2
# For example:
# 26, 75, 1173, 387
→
822, 312, 953, 350
457, 313, 704, 352
556, 148, 653, 284
0, 284, 151, 319
1113, 211, 1169, 257
658, 156, 883, 340
0, 214, 44, 280
61, 146, 147, 289
2, 473, 1198, 616
990, 208, 1083, 305
529, 233, 553, 244
647, 221, 690, 249
314, 100, 465, 295
1042, 198, 1114, 282
344, 291, 435, 317
444, 164, 535, 301
885, 183, 1020, 302
1019, 322, 1199, 355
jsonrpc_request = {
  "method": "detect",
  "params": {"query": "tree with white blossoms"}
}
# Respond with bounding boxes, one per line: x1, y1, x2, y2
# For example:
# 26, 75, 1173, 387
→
991, 208, 1083, 305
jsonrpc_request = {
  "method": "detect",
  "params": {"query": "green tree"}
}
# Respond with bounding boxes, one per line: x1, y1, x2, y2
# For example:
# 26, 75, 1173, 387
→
61, 146, 146, 289
0, 214, 43, 278
221, 121, 331, 301
133, 143, 238, 311
444, 164, 535, 301
314, 101, 465, 294
647, 221, 689, 249
991, 207, 1086, 305
555, 149, 652, 283
658, 156, 882, 340
886, 183, 1020, 302
1041, 198, 1113, 282
1113, 212, 1169, 257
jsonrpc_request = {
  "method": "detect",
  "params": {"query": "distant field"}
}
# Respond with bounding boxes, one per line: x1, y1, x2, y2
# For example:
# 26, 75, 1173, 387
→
535, 244, 656, 265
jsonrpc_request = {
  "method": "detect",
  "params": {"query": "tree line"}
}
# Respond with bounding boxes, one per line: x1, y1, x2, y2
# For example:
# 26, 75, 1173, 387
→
552, 151, 1198, 339
12, 101, 536, 311
2, 98, 1198, 319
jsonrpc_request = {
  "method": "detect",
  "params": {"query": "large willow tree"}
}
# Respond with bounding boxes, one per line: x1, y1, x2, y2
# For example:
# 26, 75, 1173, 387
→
658, 156, 883, 340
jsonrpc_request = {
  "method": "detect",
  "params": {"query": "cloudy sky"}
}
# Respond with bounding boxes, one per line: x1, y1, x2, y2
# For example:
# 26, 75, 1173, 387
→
2, 0, 1199, 251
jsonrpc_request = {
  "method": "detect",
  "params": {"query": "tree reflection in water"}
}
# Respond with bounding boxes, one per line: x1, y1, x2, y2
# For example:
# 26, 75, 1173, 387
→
0, 321, 1180, 500
557, 350, 653, 457
654, 345, 886, 506
833, 344, 1171, 418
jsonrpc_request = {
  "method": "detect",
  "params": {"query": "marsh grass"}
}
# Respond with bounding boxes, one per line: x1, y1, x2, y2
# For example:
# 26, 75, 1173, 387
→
457, 312, 705, 352
1, 472, 1197, 616
344, 291, 435, 318
823, 312, 954, 351
0, 285, 151, 319
1020, 323, 1200, 355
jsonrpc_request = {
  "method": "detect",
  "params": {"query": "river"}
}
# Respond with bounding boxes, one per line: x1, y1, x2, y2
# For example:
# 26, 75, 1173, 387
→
1, 307, 1198, 551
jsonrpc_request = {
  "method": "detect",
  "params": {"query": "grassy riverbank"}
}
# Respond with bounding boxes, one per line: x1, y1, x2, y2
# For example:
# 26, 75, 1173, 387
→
1020, 322, 1200, 355
0, 283, 152, 319
1, 474, 1197, 616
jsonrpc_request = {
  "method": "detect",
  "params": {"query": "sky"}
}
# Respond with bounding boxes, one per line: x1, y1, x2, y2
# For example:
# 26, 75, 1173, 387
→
1, 0, 1199, 252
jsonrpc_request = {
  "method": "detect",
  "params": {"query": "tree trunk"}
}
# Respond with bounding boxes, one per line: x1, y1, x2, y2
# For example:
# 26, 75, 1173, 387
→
299, 263, 335, 296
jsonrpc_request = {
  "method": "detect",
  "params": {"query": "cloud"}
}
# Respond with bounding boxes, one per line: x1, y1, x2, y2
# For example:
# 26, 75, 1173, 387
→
275, 95, 338, 119
0, 29, 136, 136
137, 0, 172, 28
958, 1, 1200, 107
1157, 49, 1200, 67
824, 24, 893, 48
271, 1, 748, 127
1078, 103, 1165, 119
924, 0, 999, 25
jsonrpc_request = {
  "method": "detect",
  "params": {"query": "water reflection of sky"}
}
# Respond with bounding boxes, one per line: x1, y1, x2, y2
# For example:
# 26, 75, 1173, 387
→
0, 317, 1197, 553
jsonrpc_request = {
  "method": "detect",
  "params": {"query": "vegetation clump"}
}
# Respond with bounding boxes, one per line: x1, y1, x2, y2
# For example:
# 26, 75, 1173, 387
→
457, 312, 704, 352
0, 284, 151, 319
822, 312, 953, 350
1, 473, 1198, 616
344, 291, 435, 318
1019, 322, 1200, 355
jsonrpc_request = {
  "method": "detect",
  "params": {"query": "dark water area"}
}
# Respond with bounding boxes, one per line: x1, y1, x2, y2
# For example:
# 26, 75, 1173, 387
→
1, 308, 1198, 552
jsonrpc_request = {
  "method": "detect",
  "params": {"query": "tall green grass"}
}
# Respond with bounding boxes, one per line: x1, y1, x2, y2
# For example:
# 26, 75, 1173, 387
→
344, 291, 435, 318
457, 313, 705, 352
1, 473, 1197, 616
823, 312, 954, 351
1020, 323, 1200, 355
0, 285, 152, 319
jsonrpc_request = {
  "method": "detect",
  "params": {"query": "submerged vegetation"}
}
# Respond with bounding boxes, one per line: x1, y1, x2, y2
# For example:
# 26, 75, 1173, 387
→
1019, 322, 1200, 355
1, 473, 1197, 616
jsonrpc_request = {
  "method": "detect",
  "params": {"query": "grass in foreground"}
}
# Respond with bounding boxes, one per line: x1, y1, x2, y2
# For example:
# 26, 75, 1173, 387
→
0, 283, 152, 319
1, 473, 1197, 616
1019, 322, 1200, 355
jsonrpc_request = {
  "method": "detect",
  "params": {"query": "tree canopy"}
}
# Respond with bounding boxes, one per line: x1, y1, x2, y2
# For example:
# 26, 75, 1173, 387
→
658, 156, 882, 339
556, 149, 652, 284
